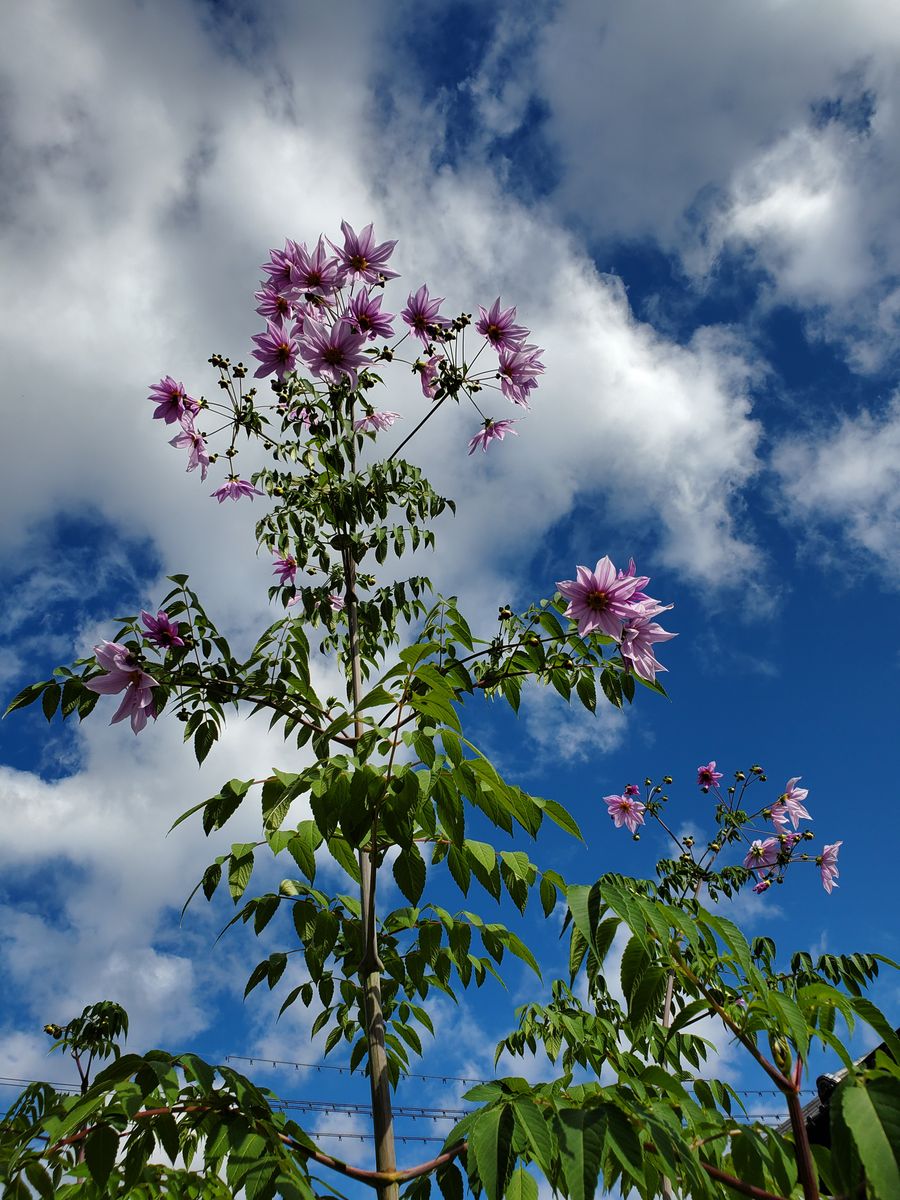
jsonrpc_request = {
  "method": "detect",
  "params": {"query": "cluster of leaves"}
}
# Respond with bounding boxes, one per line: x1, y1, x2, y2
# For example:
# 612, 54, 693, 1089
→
1, 1043, 319, 1200
454, 874, 900, 1200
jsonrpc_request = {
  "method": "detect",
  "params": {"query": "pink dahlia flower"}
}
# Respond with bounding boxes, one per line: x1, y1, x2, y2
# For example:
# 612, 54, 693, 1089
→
289, 236, 345, 297
604, 793, 646, 834
743, 838, 779, 870
401, 285, 447, 344
556, 556, 644, 639
254, 282, 294, 322
148, 376, 200, 426
211, 477, 263, 503
169, 426, 210, 480
820, 842, 842, 893
273, 554, 298, 587
354, 410, 401, 433
476, 298, 529, 350
85, 640, 158, 735
252, 318, 301, 380
260, 239, 302, 292
697, 761, 723, 790
328, 593, 345, 612
418, 355, 441, 399
623, 783, 641, 797
771, 777, 811, 830
347, 288, 395, 340
141, 610, 184, 649
497, 343, 544, 407
332, 221, 399, 284
467, 418, 519, 455
621, 614, 676, 681
298, 318, 369, 389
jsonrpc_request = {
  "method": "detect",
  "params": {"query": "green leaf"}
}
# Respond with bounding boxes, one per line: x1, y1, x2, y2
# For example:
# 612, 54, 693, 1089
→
849, 996, 900, 1064
513, 1098, 554, 1176
288, 821, 321, 882
835, 1077, 900, 1200
471, 1105, 515, 1200
3, 680, 50, 718
393, 845, 426, 904
84, 1122, 119, 1188
556, 1107, 604, 1200
41, 681, 61, 722
505, 1166, 538, 1200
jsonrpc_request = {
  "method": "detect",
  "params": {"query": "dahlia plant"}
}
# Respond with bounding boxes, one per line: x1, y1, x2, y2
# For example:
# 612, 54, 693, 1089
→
2, 223, 897, 1200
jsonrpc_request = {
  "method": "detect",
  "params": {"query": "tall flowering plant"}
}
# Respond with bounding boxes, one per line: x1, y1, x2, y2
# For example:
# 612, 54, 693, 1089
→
2, 224, 897, 1200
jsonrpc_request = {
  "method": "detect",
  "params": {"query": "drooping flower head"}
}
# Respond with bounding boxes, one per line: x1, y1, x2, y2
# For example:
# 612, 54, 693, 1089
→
328, 593, 345, 612
251, 318, 301, 380
604, 793, 646, 834
331, 221, 399, 283
298, 318, 369, 389
467, 418, 519, 455
169, 426, 210, 480
752, 877, 772, 895
819, 842, 842, 894
556, 556, 644, 639
354, 410, 401, 433
401, 285, 447, 344
417, 356, 441, 399
623, 783, 641, 797
272, 554, 298, 587
476, 298, 529, 350
743, 838, 779, 870
347, 289, 395, 340
148, 377, 200, 426
697, 761, 723, 791
211, 477, 263, 503
141, 610, 185, 649
771, 777, 812, 830
85, 640, 158, 735
621, 614, 677, 682
497, 343, 544, 407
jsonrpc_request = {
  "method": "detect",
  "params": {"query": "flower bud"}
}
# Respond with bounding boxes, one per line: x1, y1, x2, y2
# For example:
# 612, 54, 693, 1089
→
644, 777, 652, 786
663, 775, 673, 785
710, 842, 721, 852
803, 830, 814, 840
632, 833, 640, 841
735, 771, 746, 781
498, 605, 513, 620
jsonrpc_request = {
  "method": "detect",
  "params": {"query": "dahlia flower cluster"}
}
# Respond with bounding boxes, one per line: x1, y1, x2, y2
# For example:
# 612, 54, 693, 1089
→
148, 221, 545, 497
556, 554, 675, 681
604, 764, 843, 895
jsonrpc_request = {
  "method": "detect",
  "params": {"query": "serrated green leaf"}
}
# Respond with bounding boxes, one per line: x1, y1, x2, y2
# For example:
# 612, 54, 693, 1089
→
84, 1123, 119, 1188
471, 1105, 515, 1200
393, 845, 427, 904
835, 1077, 900, 1200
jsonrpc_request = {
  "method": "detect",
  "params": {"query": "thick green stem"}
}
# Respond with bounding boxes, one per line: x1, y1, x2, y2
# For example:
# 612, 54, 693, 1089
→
345, 550, 398, 1200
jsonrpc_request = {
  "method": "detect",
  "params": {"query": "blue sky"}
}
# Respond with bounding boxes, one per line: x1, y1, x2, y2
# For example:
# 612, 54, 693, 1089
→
2, 0, 899, 1175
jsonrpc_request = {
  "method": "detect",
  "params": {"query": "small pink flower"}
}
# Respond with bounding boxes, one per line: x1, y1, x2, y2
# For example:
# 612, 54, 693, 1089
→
819, 842, 842, 894
148, 376, 200, 425
273, 555, 298, 586
743, 838, 779, 870
141, 610, 184, 649
467, 418, 519, 455
354, 410, 400, 433
475, 298, 529, 350
697, 761, 723, 791
169, 426, 210, 480
418, 356, 441, 399
211, 477, 263, 503
772, 777, 811, 829
328, 594, 344, 611
623, 783, 640, 797
604, 793, 646, 834
752, 878, 772, 895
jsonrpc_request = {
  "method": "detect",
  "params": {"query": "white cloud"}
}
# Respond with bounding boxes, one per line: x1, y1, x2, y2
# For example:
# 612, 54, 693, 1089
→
772, 394, 900, 576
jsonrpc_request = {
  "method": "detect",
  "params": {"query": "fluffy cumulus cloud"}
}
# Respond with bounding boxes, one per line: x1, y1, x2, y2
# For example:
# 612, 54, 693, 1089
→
470, 0, 900, 369
773, 393, 900, 577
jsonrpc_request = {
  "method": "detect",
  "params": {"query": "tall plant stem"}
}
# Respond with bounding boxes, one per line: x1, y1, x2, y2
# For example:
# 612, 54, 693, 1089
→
345, 549, 399, 1200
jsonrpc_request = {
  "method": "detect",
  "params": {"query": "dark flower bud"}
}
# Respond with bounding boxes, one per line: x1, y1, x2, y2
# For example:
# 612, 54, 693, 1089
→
735, 771, 746, 780
632, 833, 640, 841
644, 777, 652, 786
498, 606, 513, 620
762, 807, 772, 819
803, 830, 815, 840
710, 842, 721, 852
663, 775, 673, 785
43, 1024, 63, 1038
